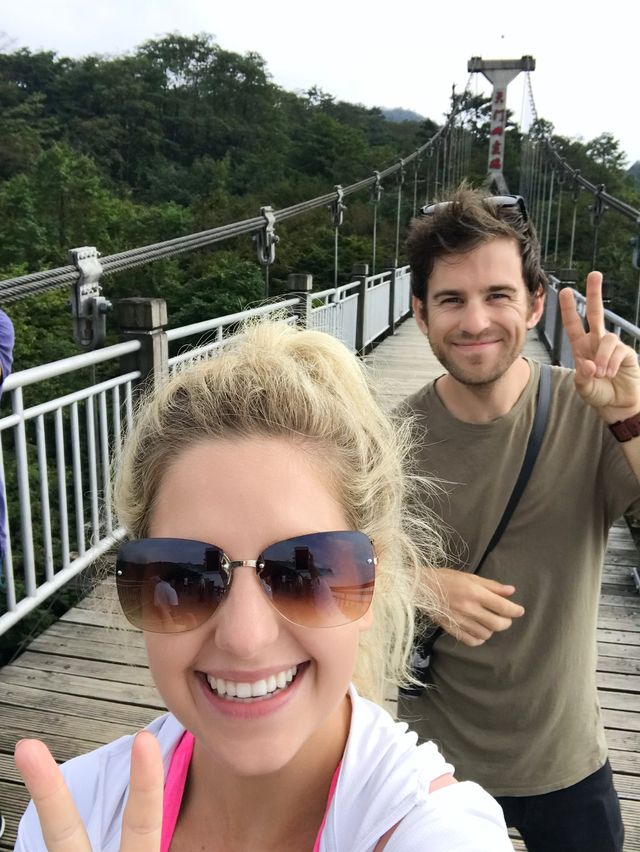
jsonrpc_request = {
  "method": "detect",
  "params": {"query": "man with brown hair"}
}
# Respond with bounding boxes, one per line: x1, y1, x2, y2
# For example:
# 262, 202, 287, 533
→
399, 187, 640, 851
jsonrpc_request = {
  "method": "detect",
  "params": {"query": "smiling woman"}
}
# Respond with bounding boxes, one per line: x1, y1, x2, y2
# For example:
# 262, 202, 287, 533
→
13, 320, 512, 851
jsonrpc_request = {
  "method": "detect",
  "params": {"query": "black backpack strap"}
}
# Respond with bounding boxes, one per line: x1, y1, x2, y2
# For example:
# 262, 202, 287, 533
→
406, 363, 553, 680
475, 362, 551, 573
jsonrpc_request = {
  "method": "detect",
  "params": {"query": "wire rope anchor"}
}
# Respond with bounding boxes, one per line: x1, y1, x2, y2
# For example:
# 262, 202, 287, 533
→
253, 206, 279, 266
370, 171, 383, 204
589, 184, 606, 228
397, 158, 406, 187
570, 170, 581, 204
68, 246, 111, 350
330, 185, 347, 228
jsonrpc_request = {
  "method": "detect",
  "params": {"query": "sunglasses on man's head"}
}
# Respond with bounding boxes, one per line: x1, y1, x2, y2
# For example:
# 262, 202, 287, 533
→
115, 530, 377, 633
420, 194, 528, 222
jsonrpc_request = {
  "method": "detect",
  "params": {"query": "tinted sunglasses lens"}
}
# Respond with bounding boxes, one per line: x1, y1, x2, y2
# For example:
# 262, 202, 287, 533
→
262, 531, 375, 628
116, 538, 227, 633
116, 532, 376, 633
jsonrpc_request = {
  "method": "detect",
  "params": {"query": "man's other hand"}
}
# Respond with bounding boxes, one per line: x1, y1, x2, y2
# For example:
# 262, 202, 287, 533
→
431, 568, 525, 647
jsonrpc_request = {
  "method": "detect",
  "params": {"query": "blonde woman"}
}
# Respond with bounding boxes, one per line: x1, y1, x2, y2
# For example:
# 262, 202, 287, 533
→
14, 321, 511, 851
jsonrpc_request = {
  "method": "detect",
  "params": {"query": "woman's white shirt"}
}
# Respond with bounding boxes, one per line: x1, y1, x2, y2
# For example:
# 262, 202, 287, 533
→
16, 685, 511, 851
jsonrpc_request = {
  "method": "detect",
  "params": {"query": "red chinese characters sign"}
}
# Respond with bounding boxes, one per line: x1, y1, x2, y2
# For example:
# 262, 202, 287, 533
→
488, 88, 507, 175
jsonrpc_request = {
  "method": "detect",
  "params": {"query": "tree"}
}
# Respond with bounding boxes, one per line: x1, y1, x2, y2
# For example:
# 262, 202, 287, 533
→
585, 132, 627, 172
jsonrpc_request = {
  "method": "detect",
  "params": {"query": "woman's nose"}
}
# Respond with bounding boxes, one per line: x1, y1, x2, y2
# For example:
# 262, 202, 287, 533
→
212, 566, 281, 658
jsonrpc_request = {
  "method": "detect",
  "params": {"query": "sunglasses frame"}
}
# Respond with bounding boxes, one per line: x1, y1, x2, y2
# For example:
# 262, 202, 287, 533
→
420, 194, 528, 223
115, 530, 377, 633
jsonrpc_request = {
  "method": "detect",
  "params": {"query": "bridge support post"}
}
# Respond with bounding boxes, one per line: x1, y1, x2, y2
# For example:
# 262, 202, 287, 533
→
548, 270, 579, 365
352, 263, 369, 355
117, 297, 169, 389
288, 273, 313, 328
386, 266, 398, 337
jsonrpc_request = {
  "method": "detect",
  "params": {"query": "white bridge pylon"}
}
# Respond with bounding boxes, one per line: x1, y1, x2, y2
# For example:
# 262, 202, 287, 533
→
468, 55, 536, 190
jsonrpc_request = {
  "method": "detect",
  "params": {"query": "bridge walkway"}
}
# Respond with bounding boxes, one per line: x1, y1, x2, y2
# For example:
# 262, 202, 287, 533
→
0, 321, 638, 850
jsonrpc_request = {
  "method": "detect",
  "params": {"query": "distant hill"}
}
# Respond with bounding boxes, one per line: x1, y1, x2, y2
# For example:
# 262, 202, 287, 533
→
382, 107, 425, 123
628, 160, 640, 189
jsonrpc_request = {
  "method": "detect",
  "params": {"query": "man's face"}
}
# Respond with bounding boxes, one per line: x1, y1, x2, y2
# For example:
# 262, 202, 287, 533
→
413, 237, 544, 387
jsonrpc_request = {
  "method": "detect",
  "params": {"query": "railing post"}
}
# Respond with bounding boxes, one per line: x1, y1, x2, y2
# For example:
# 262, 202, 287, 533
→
386, 266, 398, 336
352, 263, 369, 355
551, 294, 564, 366
549, 270, 579, 366
117, 298, 169, 389
287, 273, 313, 328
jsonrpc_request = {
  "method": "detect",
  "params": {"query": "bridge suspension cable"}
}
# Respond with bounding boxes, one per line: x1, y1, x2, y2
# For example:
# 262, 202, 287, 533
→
522, 73, 639, 224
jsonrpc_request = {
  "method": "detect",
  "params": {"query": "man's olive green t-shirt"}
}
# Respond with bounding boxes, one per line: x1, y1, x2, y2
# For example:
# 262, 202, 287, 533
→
399, 359, 640, 796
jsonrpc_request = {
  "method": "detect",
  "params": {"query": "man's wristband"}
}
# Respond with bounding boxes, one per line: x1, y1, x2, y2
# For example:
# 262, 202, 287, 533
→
609, 411, 640, 442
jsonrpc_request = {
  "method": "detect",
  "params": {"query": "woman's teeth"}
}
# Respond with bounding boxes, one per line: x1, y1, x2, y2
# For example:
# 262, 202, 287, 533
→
207, 665, 298, 701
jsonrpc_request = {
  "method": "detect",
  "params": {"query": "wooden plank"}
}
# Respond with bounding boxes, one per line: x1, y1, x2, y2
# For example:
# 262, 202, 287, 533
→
0, 780, 28, 850
597, 671, 640, 692
0, 752, 21, 784
12, 650, 155, 686
597, 655, 640, 675
603, 708, 640, 733
0, 725, 103, 763
42, 620, 144, 648
606, 728, 640, 752
0, 666, 164, 709
0, 705, 142, 745
613, 772, 640, 800
598, 641, 640, 660
59, 607, 134, 630
598, 689, 640, 713
0, 681, 161, 728
27, 632, 148, 666
609, 748, 640, 774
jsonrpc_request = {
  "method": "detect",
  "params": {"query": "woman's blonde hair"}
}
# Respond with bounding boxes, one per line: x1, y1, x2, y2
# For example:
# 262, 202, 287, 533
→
114, 319, 444, 705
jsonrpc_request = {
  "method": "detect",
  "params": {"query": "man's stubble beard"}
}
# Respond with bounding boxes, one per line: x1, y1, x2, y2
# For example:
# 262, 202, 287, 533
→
426, 331, 524, 389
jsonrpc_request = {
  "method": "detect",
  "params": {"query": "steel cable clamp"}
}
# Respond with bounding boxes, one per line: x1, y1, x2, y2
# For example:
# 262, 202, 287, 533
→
253, 206, 279, 266
68, 246, 112, 350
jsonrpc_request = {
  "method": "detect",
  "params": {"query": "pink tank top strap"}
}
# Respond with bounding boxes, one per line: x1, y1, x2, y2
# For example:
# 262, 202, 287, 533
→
312, 760, 342, 852
160, 730, 195, 852
160, 732, 341, 852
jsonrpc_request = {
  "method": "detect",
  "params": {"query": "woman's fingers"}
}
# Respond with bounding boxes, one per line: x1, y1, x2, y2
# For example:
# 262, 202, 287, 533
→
14, 738, 91, 851
119, 731, 164, 852
15, 733, 164, 852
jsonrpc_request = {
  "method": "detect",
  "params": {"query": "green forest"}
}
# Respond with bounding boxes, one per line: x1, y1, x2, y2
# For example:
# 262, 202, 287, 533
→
1, 31, 639, 372
1, 32, 639, 660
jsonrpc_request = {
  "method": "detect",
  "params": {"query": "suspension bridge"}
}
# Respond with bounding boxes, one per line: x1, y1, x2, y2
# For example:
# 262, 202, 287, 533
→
0, 56, 638, 850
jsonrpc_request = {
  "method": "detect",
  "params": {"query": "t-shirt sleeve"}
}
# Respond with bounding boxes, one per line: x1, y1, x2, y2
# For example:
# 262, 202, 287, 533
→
383, 781, 513, 851
0, 309, 15, 385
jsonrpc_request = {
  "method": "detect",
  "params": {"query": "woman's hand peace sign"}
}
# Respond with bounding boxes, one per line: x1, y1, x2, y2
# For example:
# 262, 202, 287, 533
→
558, 271, 640, 423
14, 732, 164, 851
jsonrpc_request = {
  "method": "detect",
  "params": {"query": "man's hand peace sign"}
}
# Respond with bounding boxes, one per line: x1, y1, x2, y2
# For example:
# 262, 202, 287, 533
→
558, 271, 640, 424
14, 733, 164, 851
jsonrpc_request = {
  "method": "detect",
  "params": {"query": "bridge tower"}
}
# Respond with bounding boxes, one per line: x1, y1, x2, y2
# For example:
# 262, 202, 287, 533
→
468, 55, 535, 192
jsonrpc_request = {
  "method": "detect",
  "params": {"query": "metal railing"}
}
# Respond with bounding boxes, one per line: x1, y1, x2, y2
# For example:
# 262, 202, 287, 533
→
539, 276, 640, 367
0, 267, 412, 635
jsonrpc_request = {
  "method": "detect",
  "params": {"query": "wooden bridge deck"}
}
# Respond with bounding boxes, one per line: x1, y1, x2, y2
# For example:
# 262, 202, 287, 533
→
1, 320, 639, 850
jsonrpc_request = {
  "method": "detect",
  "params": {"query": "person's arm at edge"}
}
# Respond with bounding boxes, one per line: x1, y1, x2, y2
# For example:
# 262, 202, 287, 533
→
559, 272, 640, 483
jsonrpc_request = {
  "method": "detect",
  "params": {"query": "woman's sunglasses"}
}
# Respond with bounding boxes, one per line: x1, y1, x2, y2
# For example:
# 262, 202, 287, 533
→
115, 530, 377, 633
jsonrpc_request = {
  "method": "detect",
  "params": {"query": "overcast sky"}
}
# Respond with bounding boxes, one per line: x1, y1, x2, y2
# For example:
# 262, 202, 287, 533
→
3, 0, 638, 167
